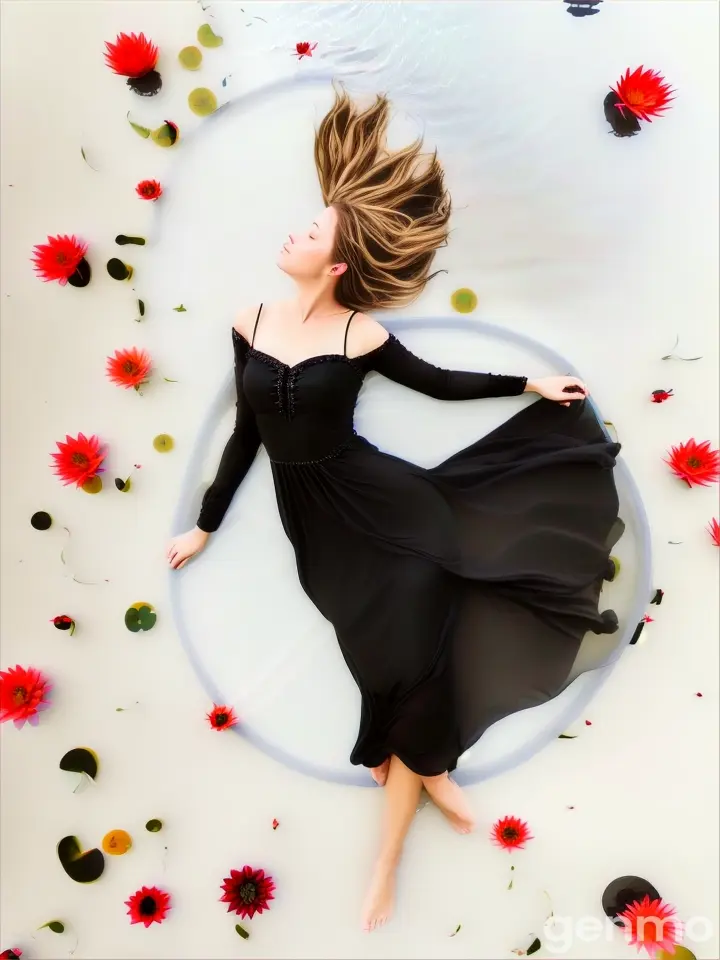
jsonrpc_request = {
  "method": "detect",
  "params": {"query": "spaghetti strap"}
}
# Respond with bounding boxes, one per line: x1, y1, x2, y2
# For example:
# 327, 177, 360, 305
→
343, 311, 358, 357
250, 303, 263, 347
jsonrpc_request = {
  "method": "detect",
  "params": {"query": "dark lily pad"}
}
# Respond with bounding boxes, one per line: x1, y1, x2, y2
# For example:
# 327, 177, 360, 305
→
527, 938, 542, 956
146, 818, 163, 832
602, 875, 661, 925
138, 298, 145, 317
188, 87, 218, 117
57, 835, 105, 883
60, 747, 98, 780
150, 121, 179, 148
558, 733, 577, 739
125, 602, 157, 633
235, 924, 249, 939
68, 257, 92, 288
179, 45, 203, 69
116, 235, 146, 246
127, 70, 162, 97
198, 23, 223, 47
39, 920, 65, 934
106, 258, 133, 281
604, 91, 641, 138
114, 477, 132, 492
31, 510, 52, 530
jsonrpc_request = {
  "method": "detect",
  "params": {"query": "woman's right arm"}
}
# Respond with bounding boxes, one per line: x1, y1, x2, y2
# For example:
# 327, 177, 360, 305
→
167, 315, 261, 569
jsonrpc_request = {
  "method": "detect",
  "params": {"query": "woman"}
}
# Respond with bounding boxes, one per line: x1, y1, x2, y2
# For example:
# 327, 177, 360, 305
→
167, 89, 622, 931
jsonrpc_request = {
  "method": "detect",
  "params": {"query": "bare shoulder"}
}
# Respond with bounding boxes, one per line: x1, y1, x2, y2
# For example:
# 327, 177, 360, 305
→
346, 313, 391, 359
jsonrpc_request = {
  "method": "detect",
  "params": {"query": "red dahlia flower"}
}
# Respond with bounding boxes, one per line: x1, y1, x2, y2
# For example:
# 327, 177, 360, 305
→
136, 179, 162, 201
220, 866, 275, 919
0, 665, 53, 729
50, 433, 106, 487
491, 815, 533, 851
31, 234, 89, 286
617, 894, 682, 957
207, 704, 238, 731
612, 66, 675, 123
106, 347, 152, 391
294, 42, 318, 59
708, 518, 720, 546
104, 33, 161, 96
125, 885, 171, 927
664, 438, 720, 488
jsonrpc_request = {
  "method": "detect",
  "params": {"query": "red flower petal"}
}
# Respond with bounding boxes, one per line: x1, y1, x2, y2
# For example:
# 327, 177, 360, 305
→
206, 704, 238, 731
612, 66, 675, 122
707, 518, 720, 547
104, 33, 158, 77
293, 41, 318, 59
136, 179, 163, 201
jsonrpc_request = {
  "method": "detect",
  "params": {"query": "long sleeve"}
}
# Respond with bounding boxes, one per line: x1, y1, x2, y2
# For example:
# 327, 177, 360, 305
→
368, 333, 528, 400
196, 334, 262, 533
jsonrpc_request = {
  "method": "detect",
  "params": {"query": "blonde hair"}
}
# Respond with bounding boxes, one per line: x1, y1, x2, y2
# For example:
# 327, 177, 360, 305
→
314, 86, 451, 312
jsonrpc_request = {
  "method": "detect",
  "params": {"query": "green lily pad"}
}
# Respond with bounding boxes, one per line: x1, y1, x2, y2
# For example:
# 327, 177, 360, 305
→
658, 948, 696, 960
451, 287, 478, 314
57, 835, 105, 883
127, 113, 151, 139
153, 433, 174, 452
173, 304, 187, 312
60, 747, 98, 780
179, 45, 203, 69
31, 510, 52, 530
235, 924, 250, 939
188, 87, 218, 117
39, 920, 65, 934
116, 235, 146, 246
150, 121, 179, 148
197, 23, 223, 47
114, 477, 132, 492
146, 818, 163, 833
81, 476, 103, 494
125, 602, 157, 633
106, 258, 133, 281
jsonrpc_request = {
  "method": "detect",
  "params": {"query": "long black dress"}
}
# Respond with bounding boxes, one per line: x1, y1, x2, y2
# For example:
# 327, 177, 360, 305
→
197, 305, 622, 777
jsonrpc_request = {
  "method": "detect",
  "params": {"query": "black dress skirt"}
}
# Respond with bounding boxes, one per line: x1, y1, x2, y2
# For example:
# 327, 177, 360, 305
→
197, 307, 622, 777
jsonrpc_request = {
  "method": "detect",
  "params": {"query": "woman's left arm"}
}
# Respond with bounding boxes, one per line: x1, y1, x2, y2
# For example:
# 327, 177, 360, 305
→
367, 334, 587, 404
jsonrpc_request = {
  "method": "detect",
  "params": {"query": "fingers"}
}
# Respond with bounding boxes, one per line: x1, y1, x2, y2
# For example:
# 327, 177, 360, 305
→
176, 557, 190, 570
166, 540, 176, 559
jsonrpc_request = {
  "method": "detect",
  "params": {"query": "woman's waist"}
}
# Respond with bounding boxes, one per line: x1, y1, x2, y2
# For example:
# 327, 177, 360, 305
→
257, 419, 361, 465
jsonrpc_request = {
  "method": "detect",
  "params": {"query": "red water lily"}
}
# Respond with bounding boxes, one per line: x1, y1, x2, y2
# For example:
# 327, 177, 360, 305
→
664, 438, 720, 487
651, 389, 673, 403
617, 894, 682, 957
0, 665, 53, 729
50, 433, 106, 487
136, 179, 162, 201
106, 347, 152, 391
612, 66, 675, 122
293, 41, 318, 59
1, 950, 22, 959
31, 234, 88, 285
220, 866, 275, 919
125, 885, 171, 927
105, 32, 158, 77
491, 815, 533, 851
708, 518, 720, 546
207, 704, 238, 731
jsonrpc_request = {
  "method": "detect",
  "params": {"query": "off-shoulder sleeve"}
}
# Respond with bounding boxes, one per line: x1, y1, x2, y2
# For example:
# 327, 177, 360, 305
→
196, 332, 262, 533
366, 334, 528, 400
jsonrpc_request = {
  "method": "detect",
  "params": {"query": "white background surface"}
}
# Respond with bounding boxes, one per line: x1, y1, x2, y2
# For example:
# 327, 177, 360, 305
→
1, 1, 718, 958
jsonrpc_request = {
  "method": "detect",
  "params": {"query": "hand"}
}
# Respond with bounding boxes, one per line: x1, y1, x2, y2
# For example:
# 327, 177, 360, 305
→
167, 526, 210, 570
525, 376, 588, 407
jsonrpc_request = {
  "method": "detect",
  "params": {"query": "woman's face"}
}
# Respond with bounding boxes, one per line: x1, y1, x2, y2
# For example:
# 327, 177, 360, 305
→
277, 206, 346, 280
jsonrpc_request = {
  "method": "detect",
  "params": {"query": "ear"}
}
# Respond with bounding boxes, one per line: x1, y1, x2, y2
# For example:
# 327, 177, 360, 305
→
329, 262, 348, 277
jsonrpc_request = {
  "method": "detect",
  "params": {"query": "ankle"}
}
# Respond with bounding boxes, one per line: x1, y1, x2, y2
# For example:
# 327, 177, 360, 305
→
375, 850, 400, 872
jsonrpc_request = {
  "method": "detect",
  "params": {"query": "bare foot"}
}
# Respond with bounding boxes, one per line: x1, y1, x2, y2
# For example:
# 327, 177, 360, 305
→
369, 758, 390, 787
422, 774, 475, 834
361, 859, 396, 932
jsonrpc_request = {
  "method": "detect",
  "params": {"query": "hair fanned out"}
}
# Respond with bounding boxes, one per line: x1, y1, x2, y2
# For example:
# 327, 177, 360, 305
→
314, 86, 451, 313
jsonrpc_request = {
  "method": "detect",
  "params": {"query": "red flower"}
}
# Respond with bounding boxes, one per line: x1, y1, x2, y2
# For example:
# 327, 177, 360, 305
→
1, 949, 22, 958
708, 518, 720, 546
106, 347, 152, 391
293, 41, 318, 59
664, 438, 720, 488
695, 692, 703, 698
491, 815, 533, 851
104, 32, 158, 77
651, 389, 673, 403
125, 885, 171, 927
31, 234, 88, 285
136, 179, 162, 201
50, 433, 106, 487
642, 614, 654, 624
272, 818, 280, 830
611, 66, 675, 123
617, 894, 682, 957
51, 615, 76, 635
0, 665, 53, 729
207, 704, 238, 731
220, 866, 275, 919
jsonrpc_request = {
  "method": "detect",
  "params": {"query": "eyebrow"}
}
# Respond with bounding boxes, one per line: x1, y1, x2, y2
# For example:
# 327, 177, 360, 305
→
312, 222, 319, 229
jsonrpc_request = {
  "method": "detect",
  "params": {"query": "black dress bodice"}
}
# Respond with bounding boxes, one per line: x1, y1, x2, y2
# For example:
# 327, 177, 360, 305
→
196, 326, 528, 532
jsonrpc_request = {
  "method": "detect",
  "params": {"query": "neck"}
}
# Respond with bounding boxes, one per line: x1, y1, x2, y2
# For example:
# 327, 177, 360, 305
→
294, 277, 342, 322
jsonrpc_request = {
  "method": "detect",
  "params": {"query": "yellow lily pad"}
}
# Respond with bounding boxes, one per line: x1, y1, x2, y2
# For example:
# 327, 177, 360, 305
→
197, 23, 223, 47
102, 829, 132, 855
150, 121, 179, 148
179, 45, 203, 69
81, 476, 103, 494
153, 433, 174, 452
451, 287, 478, 314
188, 87, 217, 117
